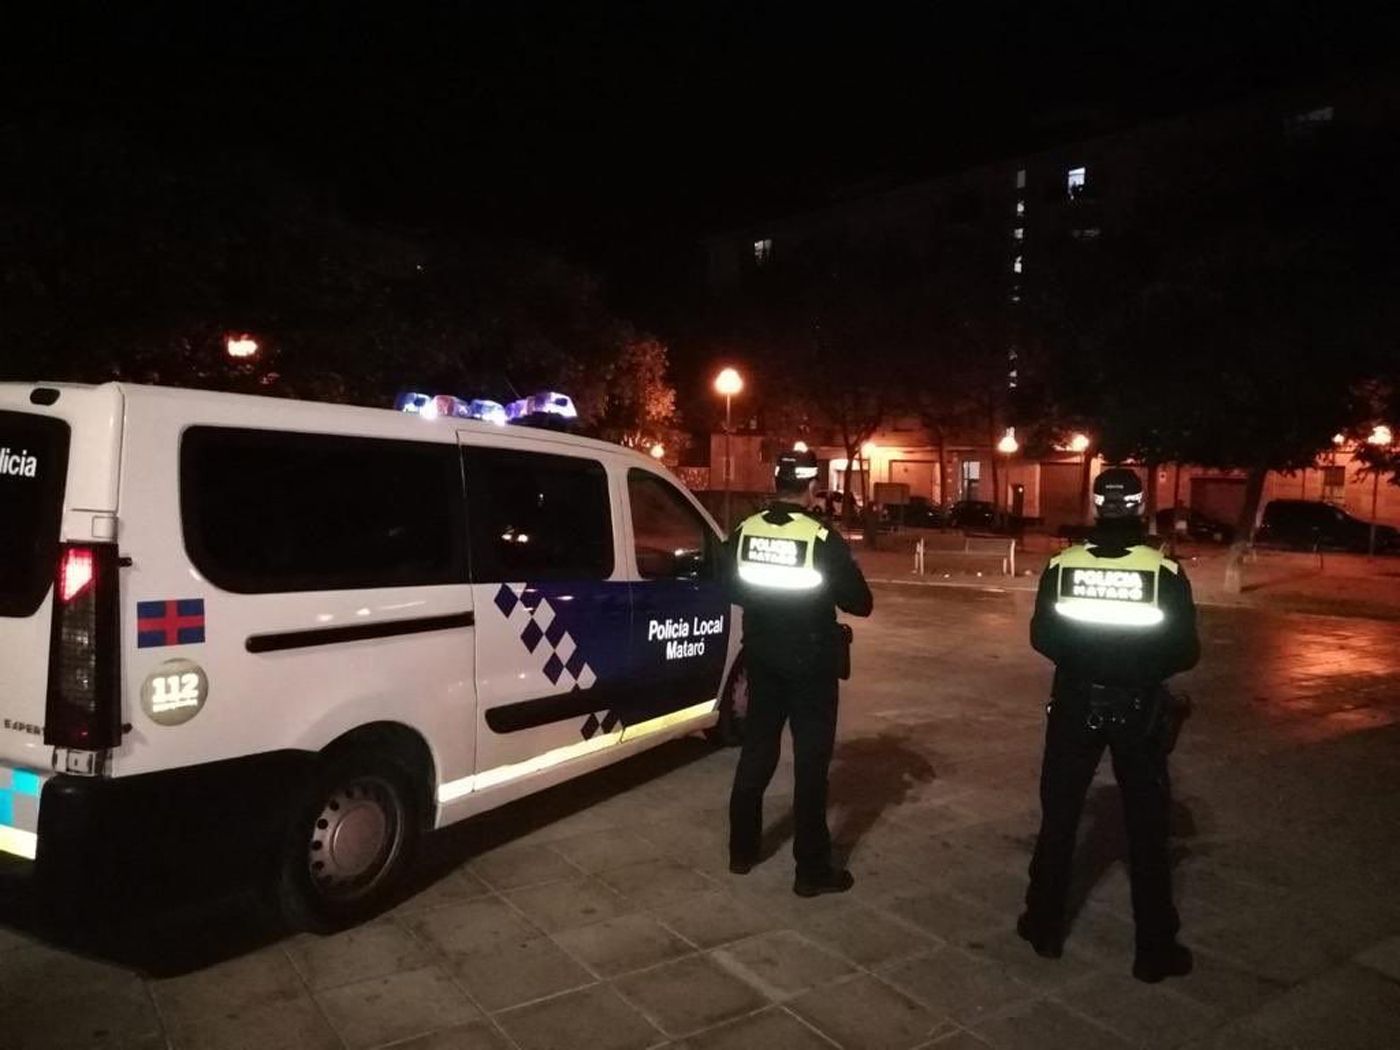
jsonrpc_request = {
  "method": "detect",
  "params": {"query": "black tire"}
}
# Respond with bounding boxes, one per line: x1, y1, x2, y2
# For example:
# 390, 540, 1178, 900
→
275, 745, 421, 933
707, 654, 748, 747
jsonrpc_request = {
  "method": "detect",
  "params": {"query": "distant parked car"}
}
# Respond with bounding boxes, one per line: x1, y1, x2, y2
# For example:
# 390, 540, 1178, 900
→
949, 500, 997, 530
1155, 507, 1235, 544
883, 496, 946, 528
814, 489, 862, 523
1255, 499, 1398, 553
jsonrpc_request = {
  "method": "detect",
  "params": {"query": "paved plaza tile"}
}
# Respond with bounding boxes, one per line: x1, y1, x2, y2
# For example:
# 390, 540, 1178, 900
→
2, 585, 1400, 1049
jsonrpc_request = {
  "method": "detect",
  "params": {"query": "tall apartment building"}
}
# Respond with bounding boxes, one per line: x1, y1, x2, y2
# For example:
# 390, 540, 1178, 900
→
694, 73, 1400, 529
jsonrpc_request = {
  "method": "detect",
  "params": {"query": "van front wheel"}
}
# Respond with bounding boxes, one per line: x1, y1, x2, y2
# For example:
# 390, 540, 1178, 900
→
276, 746, 420, 932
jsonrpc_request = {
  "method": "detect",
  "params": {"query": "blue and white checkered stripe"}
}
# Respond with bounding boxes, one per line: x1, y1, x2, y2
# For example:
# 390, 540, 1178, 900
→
493, 584, 598, 690
494, 583, 619, 740
0, 765, 45, 859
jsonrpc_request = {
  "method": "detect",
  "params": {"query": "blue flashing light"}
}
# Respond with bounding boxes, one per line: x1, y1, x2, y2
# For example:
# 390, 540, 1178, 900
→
395, 391, 433, 415
467, 399, 508, 426
506, 391, 579, 423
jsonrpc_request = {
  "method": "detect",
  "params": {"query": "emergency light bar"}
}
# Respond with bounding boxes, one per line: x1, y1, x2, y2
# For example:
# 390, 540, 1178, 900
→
396, 390, 578, 428
395, 391, 508, 425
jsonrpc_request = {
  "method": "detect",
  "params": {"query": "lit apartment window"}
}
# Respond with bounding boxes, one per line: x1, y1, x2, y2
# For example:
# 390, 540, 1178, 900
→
1013, 255, 1023, 274
1013, 227, 1024, 240
1067, 166, 1086, 198
1071, 227, 1101, 240
1015, 168, 1027, 189
753, 238, 773, 265
1016, 200, 1025, 216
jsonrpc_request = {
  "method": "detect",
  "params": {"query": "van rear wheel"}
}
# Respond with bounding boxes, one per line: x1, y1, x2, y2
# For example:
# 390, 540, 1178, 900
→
276, 746, 420, 932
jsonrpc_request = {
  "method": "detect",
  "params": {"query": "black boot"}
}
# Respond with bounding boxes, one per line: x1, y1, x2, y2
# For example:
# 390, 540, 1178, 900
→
1133, 941, 1193, 983
728, 856, 755, 875
1016, 912, 1064, 959
793, 868, 854, 897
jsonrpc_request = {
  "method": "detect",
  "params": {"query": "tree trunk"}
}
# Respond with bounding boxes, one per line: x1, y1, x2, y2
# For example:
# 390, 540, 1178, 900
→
1145, 461, 1159, 536
935, 428, 948, 509
1223, 465, 1268, 595
1079, 446, 1096, 526
1171, 463, 1184, 533
841, 445, 857, 529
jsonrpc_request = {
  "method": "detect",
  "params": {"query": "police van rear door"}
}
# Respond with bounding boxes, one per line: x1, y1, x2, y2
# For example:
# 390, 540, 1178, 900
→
0, 384, 123, 844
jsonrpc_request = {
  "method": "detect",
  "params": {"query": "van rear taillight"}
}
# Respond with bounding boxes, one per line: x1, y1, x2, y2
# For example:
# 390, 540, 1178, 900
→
59, 547, 95, 602
45, 543, 122, 750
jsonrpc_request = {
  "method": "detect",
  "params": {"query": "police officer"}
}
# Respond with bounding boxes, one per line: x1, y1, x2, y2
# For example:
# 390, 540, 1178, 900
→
1019, 467, 1200, 982
727, 449, 873, 896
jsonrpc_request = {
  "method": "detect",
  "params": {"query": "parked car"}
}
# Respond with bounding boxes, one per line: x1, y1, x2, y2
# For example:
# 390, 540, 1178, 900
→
1255, 499, 1398, 553
815, 489, 862, 521
949, 500, 997, 530
882, 496, 946, 528
1155, 507, 1235, 544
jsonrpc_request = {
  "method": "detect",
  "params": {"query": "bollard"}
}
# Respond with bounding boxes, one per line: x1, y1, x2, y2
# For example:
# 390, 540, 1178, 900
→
914, 538, 925, 575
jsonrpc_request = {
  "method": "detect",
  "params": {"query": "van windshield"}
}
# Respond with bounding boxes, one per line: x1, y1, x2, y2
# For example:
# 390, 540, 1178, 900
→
0, 410, 70, 617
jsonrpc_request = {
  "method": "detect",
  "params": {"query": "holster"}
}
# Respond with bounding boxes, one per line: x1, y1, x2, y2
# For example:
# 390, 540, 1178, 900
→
836, 623, 853, 681
1083, 682, 1167, 745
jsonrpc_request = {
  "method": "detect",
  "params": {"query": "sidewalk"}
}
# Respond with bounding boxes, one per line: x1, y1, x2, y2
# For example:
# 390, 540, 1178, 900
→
854, 531, 1400, 621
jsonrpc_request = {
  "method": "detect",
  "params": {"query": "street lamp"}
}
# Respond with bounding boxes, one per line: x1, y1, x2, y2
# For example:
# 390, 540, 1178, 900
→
650, 443, 665, 460
793, 440, 808, 453
226, 334, 258, 359
996, 428, 1018, 523
1367, 424, 1392, 557
714, 367, 744, 530
1068, 432, 1090, 453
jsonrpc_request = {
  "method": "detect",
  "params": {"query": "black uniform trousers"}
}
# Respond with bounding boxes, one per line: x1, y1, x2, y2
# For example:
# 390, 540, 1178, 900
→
728, 661, 839, 879
1025, 690, 1180, 949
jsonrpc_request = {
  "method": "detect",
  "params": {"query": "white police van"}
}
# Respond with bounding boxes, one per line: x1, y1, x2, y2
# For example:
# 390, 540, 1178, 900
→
0, 381, 744, 928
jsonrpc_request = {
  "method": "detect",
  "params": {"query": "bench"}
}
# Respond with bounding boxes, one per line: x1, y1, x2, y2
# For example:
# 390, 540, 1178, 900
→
914, 535, 1017, 576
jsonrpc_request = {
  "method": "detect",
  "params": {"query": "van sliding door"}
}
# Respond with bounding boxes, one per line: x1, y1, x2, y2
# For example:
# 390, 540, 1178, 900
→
462, 444, 631, 785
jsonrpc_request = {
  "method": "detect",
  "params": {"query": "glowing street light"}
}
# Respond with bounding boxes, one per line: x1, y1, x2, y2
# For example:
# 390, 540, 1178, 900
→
793, 441, 808, 453
1368, 424, 1392, 447
714, 368, 743, 398
713, 367, 744, 530
1068, 432, 1090, 453
996, 428, 1019, 455
226, 334, 258, 359
650, 444, 665, 460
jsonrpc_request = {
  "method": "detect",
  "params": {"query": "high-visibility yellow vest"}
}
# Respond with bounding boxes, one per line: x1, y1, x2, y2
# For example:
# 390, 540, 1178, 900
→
1050, 542, 1179, 627
734, 513, 827, 591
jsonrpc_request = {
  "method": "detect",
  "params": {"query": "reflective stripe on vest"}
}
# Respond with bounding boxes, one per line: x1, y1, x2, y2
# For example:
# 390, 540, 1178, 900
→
1049, 543, 1179, 627
735, 513, 827, 591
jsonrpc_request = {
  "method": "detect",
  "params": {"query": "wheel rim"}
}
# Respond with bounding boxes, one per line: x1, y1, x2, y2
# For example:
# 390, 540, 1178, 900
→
306, 774, 405, 903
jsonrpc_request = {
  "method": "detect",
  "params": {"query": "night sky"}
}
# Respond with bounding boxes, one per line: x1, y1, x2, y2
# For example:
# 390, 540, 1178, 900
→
3, 2, 1392, 313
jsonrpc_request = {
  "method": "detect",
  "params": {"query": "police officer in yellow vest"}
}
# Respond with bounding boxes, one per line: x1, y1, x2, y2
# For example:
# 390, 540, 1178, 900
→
727, 448, 873, 896
1020, 467, 1200, 982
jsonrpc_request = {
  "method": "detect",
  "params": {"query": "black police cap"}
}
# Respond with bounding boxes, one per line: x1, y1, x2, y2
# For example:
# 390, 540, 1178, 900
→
775, 448, 819, 484
1093, 467, 1145, 517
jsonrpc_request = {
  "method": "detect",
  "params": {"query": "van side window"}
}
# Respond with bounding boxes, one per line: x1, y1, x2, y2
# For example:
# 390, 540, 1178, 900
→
465, 448, 613, 582
181, 428, 466, 593
627, 469, 715, 580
